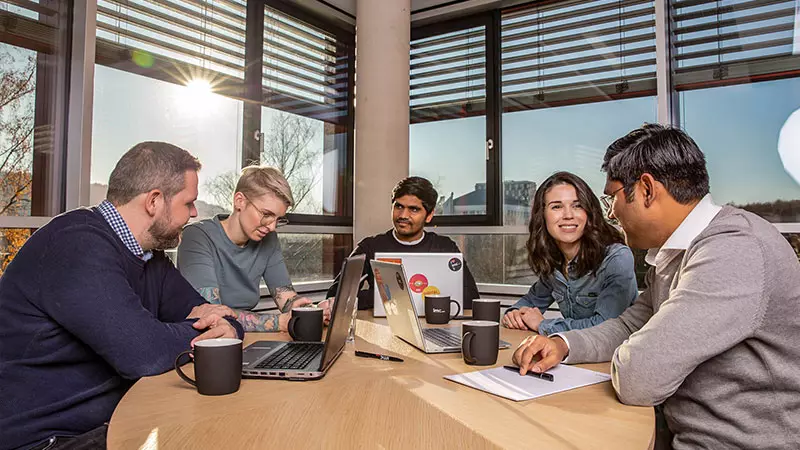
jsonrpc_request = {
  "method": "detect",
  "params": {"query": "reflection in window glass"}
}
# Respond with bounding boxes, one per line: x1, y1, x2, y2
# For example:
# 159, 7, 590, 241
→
277, 233, 351, 282
502, 96, 656, 225
91, 66, 243, 219
680, 78, 800, 222
442, 234, 535, 286
0, 44, 35, 218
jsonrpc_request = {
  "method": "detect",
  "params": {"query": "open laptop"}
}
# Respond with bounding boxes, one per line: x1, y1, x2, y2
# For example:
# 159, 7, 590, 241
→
241, 254, 365, 381
371, 260, 510, 354
373, 252, 464, 317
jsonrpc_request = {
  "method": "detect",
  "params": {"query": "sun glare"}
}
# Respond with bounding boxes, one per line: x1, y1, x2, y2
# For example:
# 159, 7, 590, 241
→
177, 78, 215, 117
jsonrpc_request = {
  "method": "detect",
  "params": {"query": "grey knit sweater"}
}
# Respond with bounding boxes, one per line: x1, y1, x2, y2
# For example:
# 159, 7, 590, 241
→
562, 206, 800, 449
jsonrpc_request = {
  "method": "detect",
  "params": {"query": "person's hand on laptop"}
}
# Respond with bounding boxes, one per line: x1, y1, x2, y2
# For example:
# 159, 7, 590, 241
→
512, 335, 568, 375
191, 313, 239, 346
187, 303, 236, 321
503, 307, 532, 330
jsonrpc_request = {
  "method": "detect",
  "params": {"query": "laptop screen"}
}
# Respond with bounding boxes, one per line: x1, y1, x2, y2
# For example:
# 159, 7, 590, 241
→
319, 254, 365, 370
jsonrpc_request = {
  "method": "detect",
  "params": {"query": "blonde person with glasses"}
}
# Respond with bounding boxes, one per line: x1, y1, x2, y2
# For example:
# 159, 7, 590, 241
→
178, 166, 330, 332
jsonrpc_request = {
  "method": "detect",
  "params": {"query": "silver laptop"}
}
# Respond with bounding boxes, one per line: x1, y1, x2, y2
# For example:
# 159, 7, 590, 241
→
371, 260, 510, 354
372, 252, 464, 317
241, 254, 365, 380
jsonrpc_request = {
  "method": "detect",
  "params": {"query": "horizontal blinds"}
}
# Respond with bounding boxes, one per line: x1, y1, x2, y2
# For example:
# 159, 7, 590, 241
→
410, 26, 487, 123
96, 0, 246, 81
502, 0, 657, 111
0, 0, 61, 53
263, 6, 349, 123
673, 0, 800, 88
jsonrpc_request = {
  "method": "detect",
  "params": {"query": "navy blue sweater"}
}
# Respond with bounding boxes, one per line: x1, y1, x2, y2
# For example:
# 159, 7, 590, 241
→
0, 208, 244, 450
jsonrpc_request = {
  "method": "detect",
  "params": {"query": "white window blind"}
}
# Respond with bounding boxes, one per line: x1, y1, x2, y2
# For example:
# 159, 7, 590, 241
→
263, 6, 349, 123
96, 0, 246, 80
502, 0, 657, 110
673, 0, 800, 88
410, 26, 487, 123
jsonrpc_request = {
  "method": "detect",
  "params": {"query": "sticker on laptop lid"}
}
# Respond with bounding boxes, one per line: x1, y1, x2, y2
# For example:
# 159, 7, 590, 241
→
409, 273, 428, 293
448, 257, 463, 272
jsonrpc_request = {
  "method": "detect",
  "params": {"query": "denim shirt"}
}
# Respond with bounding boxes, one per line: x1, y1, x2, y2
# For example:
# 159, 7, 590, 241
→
506, 243, 638, 336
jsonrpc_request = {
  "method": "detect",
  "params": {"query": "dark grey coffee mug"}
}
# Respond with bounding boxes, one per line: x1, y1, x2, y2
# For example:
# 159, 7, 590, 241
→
425, 294, 461, 325
472, 299, 501, 323
288, 307, 324, 342
461, 321, 499, 366
175, 338, 242, 395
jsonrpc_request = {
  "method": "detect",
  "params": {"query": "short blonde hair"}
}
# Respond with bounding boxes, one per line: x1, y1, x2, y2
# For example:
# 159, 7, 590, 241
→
235, 165, 294, 207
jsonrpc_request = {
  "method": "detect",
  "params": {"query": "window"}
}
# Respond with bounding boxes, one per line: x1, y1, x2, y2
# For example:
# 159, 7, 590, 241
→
674, 0, 800, 222
409, 16, 498, 224
440, 233, 536, 286
501, 1, 658, 225
0, 1, 71, 218
260, 4, 354, 222
91, 66, 244, 219
0, 0, 71, 273
277, 233, 352, 282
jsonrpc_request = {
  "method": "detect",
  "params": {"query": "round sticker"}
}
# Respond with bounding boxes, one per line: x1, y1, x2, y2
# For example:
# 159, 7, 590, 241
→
448, 257, 463, 272
408, 273, 429, 293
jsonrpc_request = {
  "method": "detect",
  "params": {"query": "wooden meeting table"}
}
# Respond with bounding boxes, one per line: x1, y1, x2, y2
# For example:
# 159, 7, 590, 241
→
108, 311, 654, 449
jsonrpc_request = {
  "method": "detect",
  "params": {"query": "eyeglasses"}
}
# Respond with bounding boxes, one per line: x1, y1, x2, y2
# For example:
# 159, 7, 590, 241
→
600, 185, 626, 211
242, 194, 289, 228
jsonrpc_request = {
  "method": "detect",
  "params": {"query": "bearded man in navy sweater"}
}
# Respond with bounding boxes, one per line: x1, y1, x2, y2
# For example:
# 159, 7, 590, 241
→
0, 142, 244, 450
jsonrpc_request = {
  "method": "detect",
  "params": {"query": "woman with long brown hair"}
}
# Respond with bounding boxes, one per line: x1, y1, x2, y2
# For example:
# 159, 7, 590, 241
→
502, 171, 637, 335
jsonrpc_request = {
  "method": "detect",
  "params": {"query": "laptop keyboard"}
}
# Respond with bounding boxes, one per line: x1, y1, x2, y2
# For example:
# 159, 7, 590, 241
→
423, 328, 461, 348
254, 343, 324, 370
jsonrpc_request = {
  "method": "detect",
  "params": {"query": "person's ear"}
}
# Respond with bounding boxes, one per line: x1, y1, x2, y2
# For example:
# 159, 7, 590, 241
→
639, 173, 658, 208
232, 192, 246, 212
425, 210, 434, 224
143, 189, 163, 218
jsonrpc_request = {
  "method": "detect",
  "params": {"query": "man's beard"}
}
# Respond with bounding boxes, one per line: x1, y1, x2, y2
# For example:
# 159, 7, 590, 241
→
148, 207, 182, 250
394, 219, 422, 237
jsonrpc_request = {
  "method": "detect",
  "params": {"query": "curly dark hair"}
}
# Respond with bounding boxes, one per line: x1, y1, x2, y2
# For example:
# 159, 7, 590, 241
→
527, 172, 624, 278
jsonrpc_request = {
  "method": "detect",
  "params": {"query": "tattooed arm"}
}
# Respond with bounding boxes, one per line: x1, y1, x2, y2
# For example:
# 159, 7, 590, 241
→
196, 287, 307, 332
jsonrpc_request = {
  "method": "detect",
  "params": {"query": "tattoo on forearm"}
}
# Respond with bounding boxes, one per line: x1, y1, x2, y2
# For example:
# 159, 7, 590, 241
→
271, 285, 299, 312
198, 287, 221, 304
280, 294, 303, 313
235, 310, 281, 332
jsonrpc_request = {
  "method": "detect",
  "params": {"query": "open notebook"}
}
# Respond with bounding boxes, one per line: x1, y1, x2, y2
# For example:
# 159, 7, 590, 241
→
444, 364, 611, 402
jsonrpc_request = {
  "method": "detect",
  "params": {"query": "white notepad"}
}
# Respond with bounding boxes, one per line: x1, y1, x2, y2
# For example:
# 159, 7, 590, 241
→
444, 364, 612, 402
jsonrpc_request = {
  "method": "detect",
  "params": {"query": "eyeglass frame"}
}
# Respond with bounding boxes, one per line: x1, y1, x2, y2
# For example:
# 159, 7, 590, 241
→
600, 185, 626, 212
241, 193, 289, 228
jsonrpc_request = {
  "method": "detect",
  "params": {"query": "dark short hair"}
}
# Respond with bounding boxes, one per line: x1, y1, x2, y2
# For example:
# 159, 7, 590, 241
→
527, 172, 625, 278
106, 141, 202, 206
603, 123, 709, 204
391, 177, 438, 213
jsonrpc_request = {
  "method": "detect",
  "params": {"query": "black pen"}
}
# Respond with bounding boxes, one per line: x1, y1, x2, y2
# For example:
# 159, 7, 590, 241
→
503, 365, 554, 382
355, 350, 404, 362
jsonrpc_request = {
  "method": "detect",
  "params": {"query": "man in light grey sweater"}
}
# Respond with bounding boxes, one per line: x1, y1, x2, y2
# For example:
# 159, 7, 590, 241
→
513, 124, 800, 449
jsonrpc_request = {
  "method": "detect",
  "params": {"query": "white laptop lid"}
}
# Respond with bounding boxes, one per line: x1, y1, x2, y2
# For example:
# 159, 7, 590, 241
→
370, 260, 428, 351
372, 253, 464, 317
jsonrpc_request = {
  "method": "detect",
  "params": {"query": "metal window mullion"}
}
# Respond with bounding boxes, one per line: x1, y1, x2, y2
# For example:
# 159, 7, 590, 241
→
656, 0, 678, 126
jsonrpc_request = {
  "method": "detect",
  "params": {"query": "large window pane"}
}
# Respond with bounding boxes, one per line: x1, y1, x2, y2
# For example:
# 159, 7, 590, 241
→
410, 25, 488, 216
440, 234, 535, 286
680, 78, 800, 222
91, 66, 244, 219
502, 96, 656, 224
0, 2, 70, 218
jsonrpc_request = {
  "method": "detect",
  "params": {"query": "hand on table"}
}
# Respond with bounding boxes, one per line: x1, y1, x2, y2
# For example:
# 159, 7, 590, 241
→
502, 307, 532, 330
511, 335, 569, 375
191, 313, 239, 346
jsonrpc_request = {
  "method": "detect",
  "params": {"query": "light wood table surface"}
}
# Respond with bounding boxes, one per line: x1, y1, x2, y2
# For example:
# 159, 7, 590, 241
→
108, 311, 654, 449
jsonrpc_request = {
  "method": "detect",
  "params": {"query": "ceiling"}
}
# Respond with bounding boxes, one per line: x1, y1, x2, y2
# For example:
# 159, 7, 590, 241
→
318, 0, 475, 17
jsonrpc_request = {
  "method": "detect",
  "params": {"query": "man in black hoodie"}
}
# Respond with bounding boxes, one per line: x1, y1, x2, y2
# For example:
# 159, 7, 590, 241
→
326, 176, 479, 310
